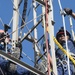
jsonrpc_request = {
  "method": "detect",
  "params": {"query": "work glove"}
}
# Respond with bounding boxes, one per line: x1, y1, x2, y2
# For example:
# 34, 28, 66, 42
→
64, 8, 72, 15
69, 52, 75, 59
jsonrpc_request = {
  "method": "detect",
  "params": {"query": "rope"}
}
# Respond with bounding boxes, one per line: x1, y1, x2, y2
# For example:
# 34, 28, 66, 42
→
10, 0, 45, 47
57, 0, 71, 75
22, 51, 34, 63
53, 37, 75, 65
1, 0, 52, 74
0, 12, 45, 41
0, 18, 4, 27
22, 51, 56, 75
10, 0, 34, 40
8, 17, 13, 26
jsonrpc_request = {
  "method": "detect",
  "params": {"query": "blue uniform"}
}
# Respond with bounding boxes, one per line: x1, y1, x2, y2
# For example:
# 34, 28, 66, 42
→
0, 44, 31, 75
0, 56, 31, 75
56, 40, 75, 75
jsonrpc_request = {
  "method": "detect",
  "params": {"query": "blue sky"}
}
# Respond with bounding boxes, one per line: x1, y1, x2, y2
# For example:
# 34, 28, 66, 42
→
0, 0, 75, 68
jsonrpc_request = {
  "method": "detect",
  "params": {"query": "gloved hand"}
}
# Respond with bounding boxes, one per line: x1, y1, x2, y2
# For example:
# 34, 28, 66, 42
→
69, 52, 75, 59
64, 8, 72, 15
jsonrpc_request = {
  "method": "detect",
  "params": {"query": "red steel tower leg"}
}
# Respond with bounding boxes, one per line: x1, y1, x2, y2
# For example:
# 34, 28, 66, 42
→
45, 0, 52, 75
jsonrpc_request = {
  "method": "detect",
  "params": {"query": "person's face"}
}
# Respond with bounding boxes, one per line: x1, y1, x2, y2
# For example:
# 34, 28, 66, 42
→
58, 33, 69, 43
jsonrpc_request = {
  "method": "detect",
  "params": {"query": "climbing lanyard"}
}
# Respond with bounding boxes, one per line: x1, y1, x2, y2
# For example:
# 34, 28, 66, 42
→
53, 37, 75, 65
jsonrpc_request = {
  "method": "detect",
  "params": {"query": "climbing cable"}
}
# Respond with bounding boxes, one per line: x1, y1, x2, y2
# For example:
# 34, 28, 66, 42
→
58, 0, 71, 75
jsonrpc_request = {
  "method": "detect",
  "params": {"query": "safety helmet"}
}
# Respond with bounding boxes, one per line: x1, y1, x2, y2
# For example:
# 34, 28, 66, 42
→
0, 30, 5, 43
56, 27, 71, 41
0, 30, 5, 38
0, 30, 5, 33
0, 30, 10, 43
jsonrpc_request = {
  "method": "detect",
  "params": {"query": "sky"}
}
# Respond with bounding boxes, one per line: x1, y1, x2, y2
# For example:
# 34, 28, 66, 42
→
0, 0, 75, 70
